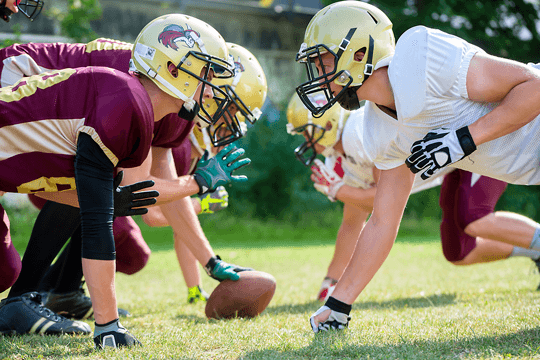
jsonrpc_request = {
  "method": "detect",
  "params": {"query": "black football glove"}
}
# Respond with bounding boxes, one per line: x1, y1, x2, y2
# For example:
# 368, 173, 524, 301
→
204, 255, 253, 282
0, 2, 12, 22
113, 171, 159, 217
405, 126, 476, 180
310, 296, 352, 333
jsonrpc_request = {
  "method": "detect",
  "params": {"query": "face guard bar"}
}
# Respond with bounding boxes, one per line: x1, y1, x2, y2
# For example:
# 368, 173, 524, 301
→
208, 84, 261, 147
177, 51, 235, 127
291, 123, 326, 166
1, 0, 43, 22
18, 0, 43, 21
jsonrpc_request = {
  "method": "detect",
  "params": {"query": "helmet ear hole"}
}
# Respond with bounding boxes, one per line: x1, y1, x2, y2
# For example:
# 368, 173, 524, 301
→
354, 48, 366, 62
325, 121, 333, 131
167, 61, 178, 78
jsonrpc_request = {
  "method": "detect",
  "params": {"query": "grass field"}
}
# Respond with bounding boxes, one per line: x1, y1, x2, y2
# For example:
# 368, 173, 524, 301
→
1, 209, 540, 359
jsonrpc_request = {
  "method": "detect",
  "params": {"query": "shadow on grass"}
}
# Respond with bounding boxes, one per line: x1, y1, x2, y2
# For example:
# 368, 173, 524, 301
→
242, 327, 540, 360
265, 293, 457, 315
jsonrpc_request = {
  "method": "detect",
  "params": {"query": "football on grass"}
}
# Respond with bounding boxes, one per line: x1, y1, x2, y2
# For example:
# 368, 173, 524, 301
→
205, 271, 276, 319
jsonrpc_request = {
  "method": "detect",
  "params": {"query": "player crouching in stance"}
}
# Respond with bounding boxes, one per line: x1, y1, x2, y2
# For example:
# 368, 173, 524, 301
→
294, 1, 540, 333
142, 42, 268, 304
287, 92, 540, 313
0, 14, 244, 349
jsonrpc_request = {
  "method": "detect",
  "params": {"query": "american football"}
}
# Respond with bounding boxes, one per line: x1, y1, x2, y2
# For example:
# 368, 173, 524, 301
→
205, 271, 276, 319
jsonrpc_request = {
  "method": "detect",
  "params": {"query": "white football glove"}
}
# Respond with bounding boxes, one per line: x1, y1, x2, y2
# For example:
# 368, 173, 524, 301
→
405, 126, 476, 180
311, 159, 345, 202
310, 305, 351, 333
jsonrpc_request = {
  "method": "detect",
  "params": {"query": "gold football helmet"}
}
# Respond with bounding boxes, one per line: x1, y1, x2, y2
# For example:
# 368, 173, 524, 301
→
296, 1, 394, 116
204, 43, 268, 147
131, 14, 235, 125
286, 92, 349, 166
190, 126, 213, 158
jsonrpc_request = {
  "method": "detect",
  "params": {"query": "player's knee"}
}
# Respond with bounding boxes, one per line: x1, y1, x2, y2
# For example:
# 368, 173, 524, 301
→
463, 214, 494, 238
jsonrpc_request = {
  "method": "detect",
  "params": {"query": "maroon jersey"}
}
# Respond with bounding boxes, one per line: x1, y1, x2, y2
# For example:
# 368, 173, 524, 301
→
171, 140, 195, 176
0, 39, 191, 149
0, 66, 154, 193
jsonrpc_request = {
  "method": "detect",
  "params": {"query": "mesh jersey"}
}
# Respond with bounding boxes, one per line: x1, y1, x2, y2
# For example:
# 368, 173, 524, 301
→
0, 67, 154, 193
338, 106, 450, 193
0, 39, 192, 149
362, 26, 540, 185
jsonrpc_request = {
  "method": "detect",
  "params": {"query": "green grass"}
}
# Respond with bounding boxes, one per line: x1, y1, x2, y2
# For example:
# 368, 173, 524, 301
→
1, 211, 540, 359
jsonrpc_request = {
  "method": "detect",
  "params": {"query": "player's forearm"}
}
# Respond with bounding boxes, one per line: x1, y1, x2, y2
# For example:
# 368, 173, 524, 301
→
336, 185, 376, 212
327, 207, 369, 280
330, 214, 400, 304
146, 175, 200, 206
160, 196, 214, 265
469, 79, 540, 146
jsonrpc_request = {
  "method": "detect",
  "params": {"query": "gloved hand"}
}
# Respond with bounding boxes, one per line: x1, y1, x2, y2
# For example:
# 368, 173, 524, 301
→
196, 186, 229, 214
310, 297, 352, 333
311, 159, 345, 202
193, 144, 250, 195
113, 171, 159, 217
204, 255, 253, 282
94, 319, 142, 349
405, 126, 476, 180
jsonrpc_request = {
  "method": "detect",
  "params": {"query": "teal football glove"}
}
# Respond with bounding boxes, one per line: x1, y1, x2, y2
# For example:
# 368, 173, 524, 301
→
193, 144, 250, 195
204, 255, 254, 282
196, 186, 228, 214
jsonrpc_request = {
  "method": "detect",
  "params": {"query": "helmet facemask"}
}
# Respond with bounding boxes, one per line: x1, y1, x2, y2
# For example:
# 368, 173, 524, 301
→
296, 29, 374, 118
288, 123, 326, 166
17, 0, 43, 21
208, 83, 260, 147
176, 51, 235, 126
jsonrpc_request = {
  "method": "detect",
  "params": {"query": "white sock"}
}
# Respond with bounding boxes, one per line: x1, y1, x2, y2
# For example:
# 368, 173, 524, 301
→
528, 227, 540, 252
510, 246, 540, 260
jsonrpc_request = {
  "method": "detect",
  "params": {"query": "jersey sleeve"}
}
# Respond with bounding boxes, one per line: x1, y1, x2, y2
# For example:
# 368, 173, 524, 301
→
80, 68, 154, 169
171, 140, 193, 176
152, 114, 194, 148
390, 26, 484, 120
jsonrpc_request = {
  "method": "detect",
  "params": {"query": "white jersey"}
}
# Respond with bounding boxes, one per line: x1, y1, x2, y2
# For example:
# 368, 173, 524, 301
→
337, 107, 450, 193
362, 25, 540, 185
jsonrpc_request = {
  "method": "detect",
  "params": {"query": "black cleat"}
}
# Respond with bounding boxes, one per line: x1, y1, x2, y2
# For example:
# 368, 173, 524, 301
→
0, 292, 91, 335
45, 288, 94, 320
45, 284, 131, 319
94, 326, 142, 349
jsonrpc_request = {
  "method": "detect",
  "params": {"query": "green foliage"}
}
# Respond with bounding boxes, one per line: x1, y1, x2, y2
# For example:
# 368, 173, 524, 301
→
0, 24, 22, 49
224, 111, 343, 225
58, 0, 102, 42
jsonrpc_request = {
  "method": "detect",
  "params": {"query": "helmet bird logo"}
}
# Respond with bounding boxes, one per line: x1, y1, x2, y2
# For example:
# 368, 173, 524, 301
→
233, 57, 245, 73
158, 24, 201, 50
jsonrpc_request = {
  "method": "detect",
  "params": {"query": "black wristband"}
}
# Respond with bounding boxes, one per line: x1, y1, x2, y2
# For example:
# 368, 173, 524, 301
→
456, 126, 477, 156
95, 318, 119, 327
325, 296, 352, 315
204, 255, 222, 274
